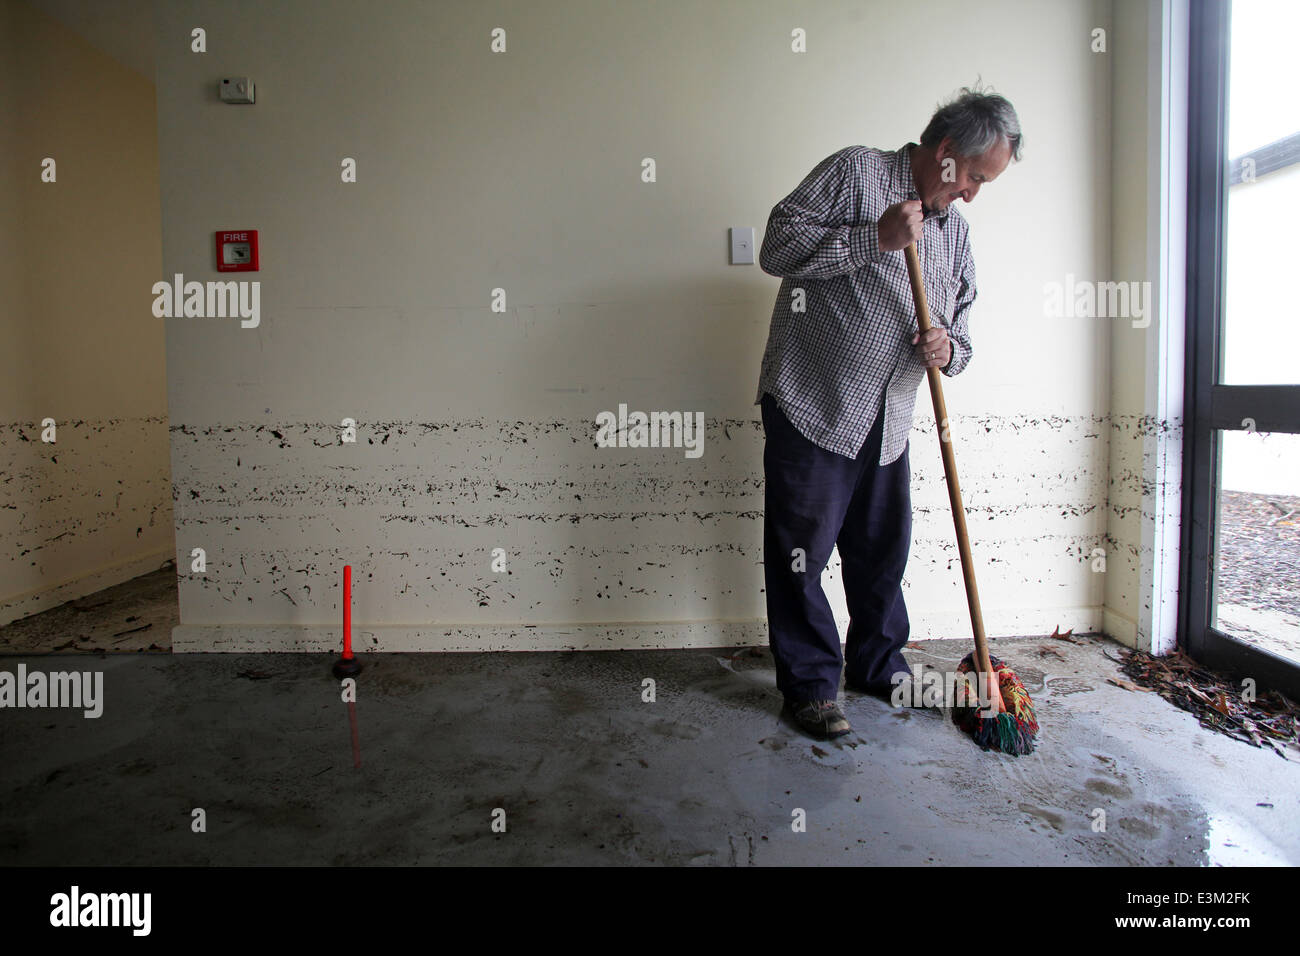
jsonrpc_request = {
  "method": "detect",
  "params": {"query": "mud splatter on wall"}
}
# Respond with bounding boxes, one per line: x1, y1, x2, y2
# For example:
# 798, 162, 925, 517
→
166, 410, 1136, 651
1, 419, 173, 624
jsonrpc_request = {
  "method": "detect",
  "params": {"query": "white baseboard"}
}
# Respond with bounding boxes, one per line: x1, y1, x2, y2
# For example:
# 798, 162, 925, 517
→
1101, 607, 1139, 648
172, 606, 1113, 653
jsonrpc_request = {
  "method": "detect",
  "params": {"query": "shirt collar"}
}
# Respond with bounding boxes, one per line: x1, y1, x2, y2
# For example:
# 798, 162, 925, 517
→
896, 142, 950, 222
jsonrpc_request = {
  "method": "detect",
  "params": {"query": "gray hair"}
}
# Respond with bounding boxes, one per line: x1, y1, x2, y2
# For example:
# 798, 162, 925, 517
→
920, 85, 1023, 161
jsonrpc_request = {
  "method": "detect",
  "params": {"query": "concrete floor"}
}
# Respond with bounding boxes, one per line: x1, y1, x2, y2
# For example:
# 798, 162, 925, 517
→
1, 609, 1297, 864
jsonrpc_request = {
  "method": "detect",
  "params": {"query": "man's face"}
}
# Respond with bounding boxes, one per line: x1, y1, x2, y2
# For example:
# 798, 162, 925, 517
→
924, 136, 1012, 211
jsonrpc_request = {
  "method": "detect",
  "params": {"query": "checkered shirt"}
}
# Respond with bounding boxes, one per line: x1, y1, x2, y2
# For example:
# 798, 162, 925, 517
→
754, 143, 977, 463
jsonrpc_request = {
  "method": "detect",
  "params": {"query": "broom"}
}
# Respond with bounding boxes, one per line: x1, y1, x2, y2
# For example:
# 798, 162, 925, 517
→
903, 241, 1038, 756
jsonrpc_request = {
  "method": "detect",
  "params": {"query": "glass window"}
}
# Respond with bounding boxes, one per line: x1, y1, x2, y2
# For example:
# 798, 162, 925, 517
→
1213, 429, 1300, 663
1219, 0, 1300, 386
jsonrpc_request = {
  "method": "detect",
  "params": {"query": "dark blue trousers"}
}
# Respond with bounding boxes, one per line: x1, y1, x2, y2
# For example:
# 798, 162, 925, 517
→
761, 392, 913, 703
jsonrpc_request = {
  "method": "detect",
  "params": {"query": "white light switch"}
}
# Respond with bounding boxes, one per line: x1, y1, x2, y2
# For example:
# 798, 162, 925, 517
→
219, 77, 255, 104
730, 226, 755, 265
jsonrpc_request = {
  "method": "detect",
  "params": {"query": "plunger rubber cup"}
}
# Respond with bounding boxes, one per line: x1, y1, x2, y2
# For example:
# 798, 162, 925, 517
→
332, 655, 362, 679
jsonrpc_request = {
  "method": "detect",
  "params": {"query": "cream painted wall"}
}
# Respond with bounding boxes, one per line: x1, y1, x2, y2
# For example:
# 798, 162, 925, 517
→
0, 0, 170, 625
1103, 0, 1150, 646
151, 0, 1114, 652
1102, 0, 1187, 654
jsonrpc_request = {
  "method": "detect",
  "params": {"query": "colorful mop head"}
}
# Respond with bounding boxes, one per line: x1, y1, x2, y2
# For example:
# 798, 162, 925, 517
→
952, 653, 1039, 756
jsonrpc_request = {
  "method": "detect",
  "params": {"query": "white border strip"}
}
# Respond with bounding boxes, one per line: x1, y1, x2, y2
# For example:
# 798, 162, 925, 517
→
1138, 0, 1189, 656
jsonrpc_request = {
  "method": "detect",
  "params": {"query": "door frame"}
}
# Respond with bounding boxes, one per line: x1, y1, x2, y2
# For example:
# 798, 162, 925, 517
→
1180, 0, 1300, 699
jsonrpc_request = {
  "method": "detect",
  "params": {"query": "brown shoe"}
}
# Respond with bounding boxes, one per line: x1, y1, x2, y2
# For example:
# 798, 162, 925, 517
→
785, 698, 852, 739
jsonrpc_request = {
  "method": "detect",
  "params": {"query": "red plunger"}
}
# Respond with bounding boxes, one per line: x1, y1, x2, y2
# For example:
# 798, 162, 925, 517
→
332, 564, 362, 677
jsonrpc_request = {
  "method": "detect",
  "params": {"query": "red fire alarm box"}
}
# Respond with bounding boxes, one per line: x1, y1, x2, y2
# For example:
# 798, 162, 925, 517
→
216, 230, 259, 272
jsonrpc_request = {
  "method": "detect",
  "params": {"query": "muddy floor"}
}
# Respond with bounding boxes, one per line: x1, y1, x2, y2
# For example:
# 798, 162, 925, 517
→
0, 635, 1295, 865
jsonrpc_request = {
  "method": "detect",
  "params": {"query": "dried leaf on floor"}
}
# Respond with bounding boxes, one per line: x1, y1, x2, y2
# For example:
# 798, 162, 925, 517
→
1117, 648, 1300, 759
1050, 626, 1083, 644
1107, 677, 1152, 692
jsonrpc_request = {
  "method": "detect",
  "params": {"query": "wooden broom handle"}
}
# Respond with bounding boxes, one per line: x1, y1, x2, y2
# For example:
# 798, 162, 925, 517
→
903, 242, 994, 680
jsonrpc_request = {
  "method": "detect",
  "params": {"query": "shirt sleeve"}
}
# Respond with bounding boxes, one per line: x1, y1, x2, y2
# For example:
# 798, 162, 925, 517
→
941, 231, 976, 377
759, 147, 885, 279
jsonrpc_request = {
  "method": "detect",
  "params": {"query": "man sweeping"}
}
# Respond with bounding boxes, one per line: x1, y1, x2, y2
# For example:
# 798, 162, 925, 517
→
755, 86, 1022, 740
